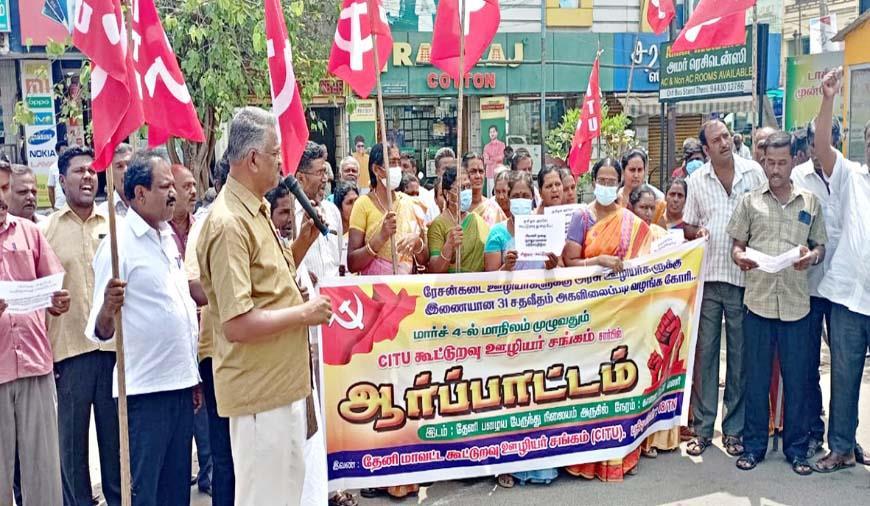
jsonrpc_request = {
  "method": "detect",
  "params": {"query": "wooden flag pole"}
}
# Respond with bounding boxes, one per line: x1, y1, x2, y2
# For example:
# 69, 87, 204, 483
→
104, 167, 133, 506
371, 30, 399, 275
455, 0, 466, 273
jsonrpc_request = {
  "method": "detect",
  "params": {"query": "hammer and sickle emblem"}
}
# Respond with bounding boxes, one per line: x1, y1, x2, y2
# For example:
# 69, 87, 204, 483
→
330, 293, 365, 330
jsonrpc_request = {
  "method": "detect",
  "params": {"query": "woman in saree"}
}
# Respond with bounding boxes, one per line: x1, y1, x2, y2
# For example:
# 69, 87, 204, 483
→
619, 149, 667, 227
427, 166, 490, 273
485, 170, 560, 488
561, 157, 652, 481
664, 178, 688, 230
628, 184, 683, 458
347, 143, 429, 276
333, 181, 359, 275
466, 152, 507, 226
491, 168, 511, 218
350, 145, 426, 499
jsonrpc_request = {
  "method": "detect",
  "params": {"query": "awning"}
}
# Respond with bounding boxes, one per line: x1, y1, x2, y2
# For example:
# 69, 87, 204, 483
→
618, 94, 756, 117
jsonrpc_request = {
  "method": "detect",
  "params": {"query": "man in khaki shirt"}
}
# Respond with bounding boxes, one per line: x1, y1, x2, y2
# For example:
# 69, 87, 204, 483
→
196, 107, 331, 505
728, 131, 827, 476
184, 157, 235, 506
41, 147, 121, 505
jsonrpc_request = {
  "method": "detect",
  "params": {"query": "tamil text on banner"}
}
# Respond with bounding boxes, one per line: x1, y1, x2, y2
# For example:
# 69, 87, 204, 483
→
319, 239, 706, 490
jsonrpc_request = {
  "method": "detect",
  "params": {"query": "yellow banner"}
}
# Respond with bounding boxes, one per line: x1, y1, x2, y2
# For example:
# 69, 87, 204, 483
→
319, 240, 706, 490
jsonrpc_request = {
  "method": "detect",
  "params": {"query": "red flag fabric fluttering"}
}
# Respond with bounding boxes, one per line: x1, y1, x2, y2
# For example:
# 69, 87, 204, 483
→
328, 0, 393, 98
671, 0, 756, 53
72, 0, 143, 170
430, 0, 501, 82
130, 0, 205, 147
264, 0, 309, 175
567, 56, 601, 176
647, 0, 676, 35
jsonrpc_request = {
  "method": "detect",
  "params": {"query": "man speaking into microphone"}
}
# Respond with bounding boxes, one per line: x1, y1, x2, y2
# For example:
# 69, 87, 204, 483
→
197, 107, 332, 505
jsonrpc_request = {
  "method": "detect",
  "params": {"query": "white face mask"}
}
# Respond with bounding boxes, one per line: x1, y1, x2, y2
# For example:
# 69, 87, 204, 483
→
384, 166, 402, 190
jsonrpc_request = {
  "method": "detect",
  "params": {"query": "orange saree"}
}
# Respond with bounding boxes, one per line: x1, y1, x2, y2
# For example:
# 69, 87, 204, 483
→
564, 207, 651, 481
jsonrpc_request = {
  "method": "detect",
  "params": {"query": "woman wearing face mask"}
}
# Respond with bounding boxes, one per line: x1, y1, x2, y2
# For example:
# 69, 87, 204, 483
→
465, 152, 507, 226
618, 149, 666, 226
484, 170, 560, 488
427, 167, 490, 273
347, 143, 429, 276
562, 158, 652, 274
664, 178, 687, 230
559, 168, 577, 205
484, 171, 559, 274
673, 138, 706, 179
561, 158, 651, 481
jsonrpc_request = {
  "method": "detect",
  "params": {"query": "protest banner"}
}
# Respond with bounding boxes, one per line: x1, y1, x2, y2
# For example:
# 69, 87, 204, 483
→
319, 239, 706, 490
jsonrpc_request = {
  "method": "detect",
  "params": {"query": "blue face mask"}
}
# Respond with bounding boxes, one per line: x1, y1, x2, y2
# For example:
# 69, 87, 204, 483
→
509, 198, 533, 216
686, 160, 704, 175
593, 185, 618, 206
459, 189, 472, 212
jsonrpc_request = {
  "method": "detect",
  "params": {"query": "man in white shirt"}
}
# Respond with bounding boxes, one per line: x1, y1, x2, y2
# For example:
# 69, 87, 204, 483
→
294, 142, 343, 285
86, 150, 201, 505
790, 118, 843, 457
97, 143, 134, 218
683, 119, 767, 457
812, 69, 870, 474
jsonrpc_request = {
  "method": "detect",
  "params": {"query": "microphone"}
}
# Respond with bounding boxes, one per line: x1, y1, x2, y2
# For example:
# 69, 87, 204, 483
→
283, 174, 331, 236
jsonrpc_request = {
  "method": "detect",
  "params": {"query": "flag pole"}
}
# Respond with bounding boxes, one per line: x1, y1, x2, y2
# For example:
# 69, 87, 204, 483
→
455, 0, 466, 273
114, 6, 134, 503
751, 6, 759, 137
371, 30, 399, 275
104, 167, 133, 506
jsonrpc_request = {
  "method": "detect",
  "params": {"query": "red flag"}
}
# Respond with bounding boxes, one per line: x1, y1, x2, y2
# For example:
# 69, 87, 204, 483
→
328, 0, 393, 98
264, 0, 309, 175
130, 0, 204, 147
647, 0, 675, 35
671, 0, 756, 53
567, 57, 601, 176
430, 0, 501, 82
320, 284, 418, 366
72, 0, 143, 170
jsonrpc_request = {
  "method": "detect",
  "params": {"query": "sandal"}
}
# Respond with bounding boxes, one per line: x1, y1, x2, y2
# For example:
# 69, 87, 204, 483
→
723, 435, 744, 457
813, 452, 856, 473
790, 458, 813, 476
642, 447, 658, 458
497, 474, 515, 489
855, 444, 869, 465
686, 437, 712, 456
328, 491, 358, 506
679, 426, 696, 442
736, 453, 761, 471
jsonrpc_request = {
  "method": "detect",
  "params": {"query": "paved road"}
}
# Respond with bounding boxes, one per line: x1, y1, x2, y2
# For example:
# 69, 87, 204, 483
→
87, 346, 869, 506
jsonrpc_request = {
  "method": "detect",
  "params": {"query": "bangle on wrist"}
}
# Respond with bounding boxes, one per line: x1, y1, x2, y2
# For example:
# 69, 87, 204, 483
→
440, 250, 453, 262
414, 238, 426, 255
365, 242, 378, 257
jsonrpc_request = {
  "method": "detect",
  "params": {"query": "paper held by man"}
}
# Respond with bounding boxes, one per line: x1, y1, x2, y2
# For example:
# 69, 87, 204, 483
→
744, 246, 802, 274
0, 272, 65, 314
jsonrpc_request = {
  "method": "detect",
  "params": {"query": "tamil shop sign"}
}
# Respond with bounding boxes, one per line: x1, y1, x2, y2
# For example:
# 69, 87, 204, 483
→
659, 29, 756, 102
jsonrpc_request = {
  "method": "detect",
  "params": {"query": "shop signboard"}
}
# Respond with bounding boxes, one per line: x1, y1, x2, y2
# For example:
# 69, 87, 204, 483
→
784, 52, 844, 131
20, 60, 57, 209
613, 33, 666, 93
847, 66, 870, 162
348, 99, 377, 156
658, 29, 755, 102
0, 0, 10, 32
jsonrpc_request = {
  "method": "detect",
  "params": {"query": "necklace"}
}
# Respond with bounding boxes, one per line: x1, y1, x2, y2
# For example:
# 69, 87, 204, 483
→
372, 190, 391, 214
